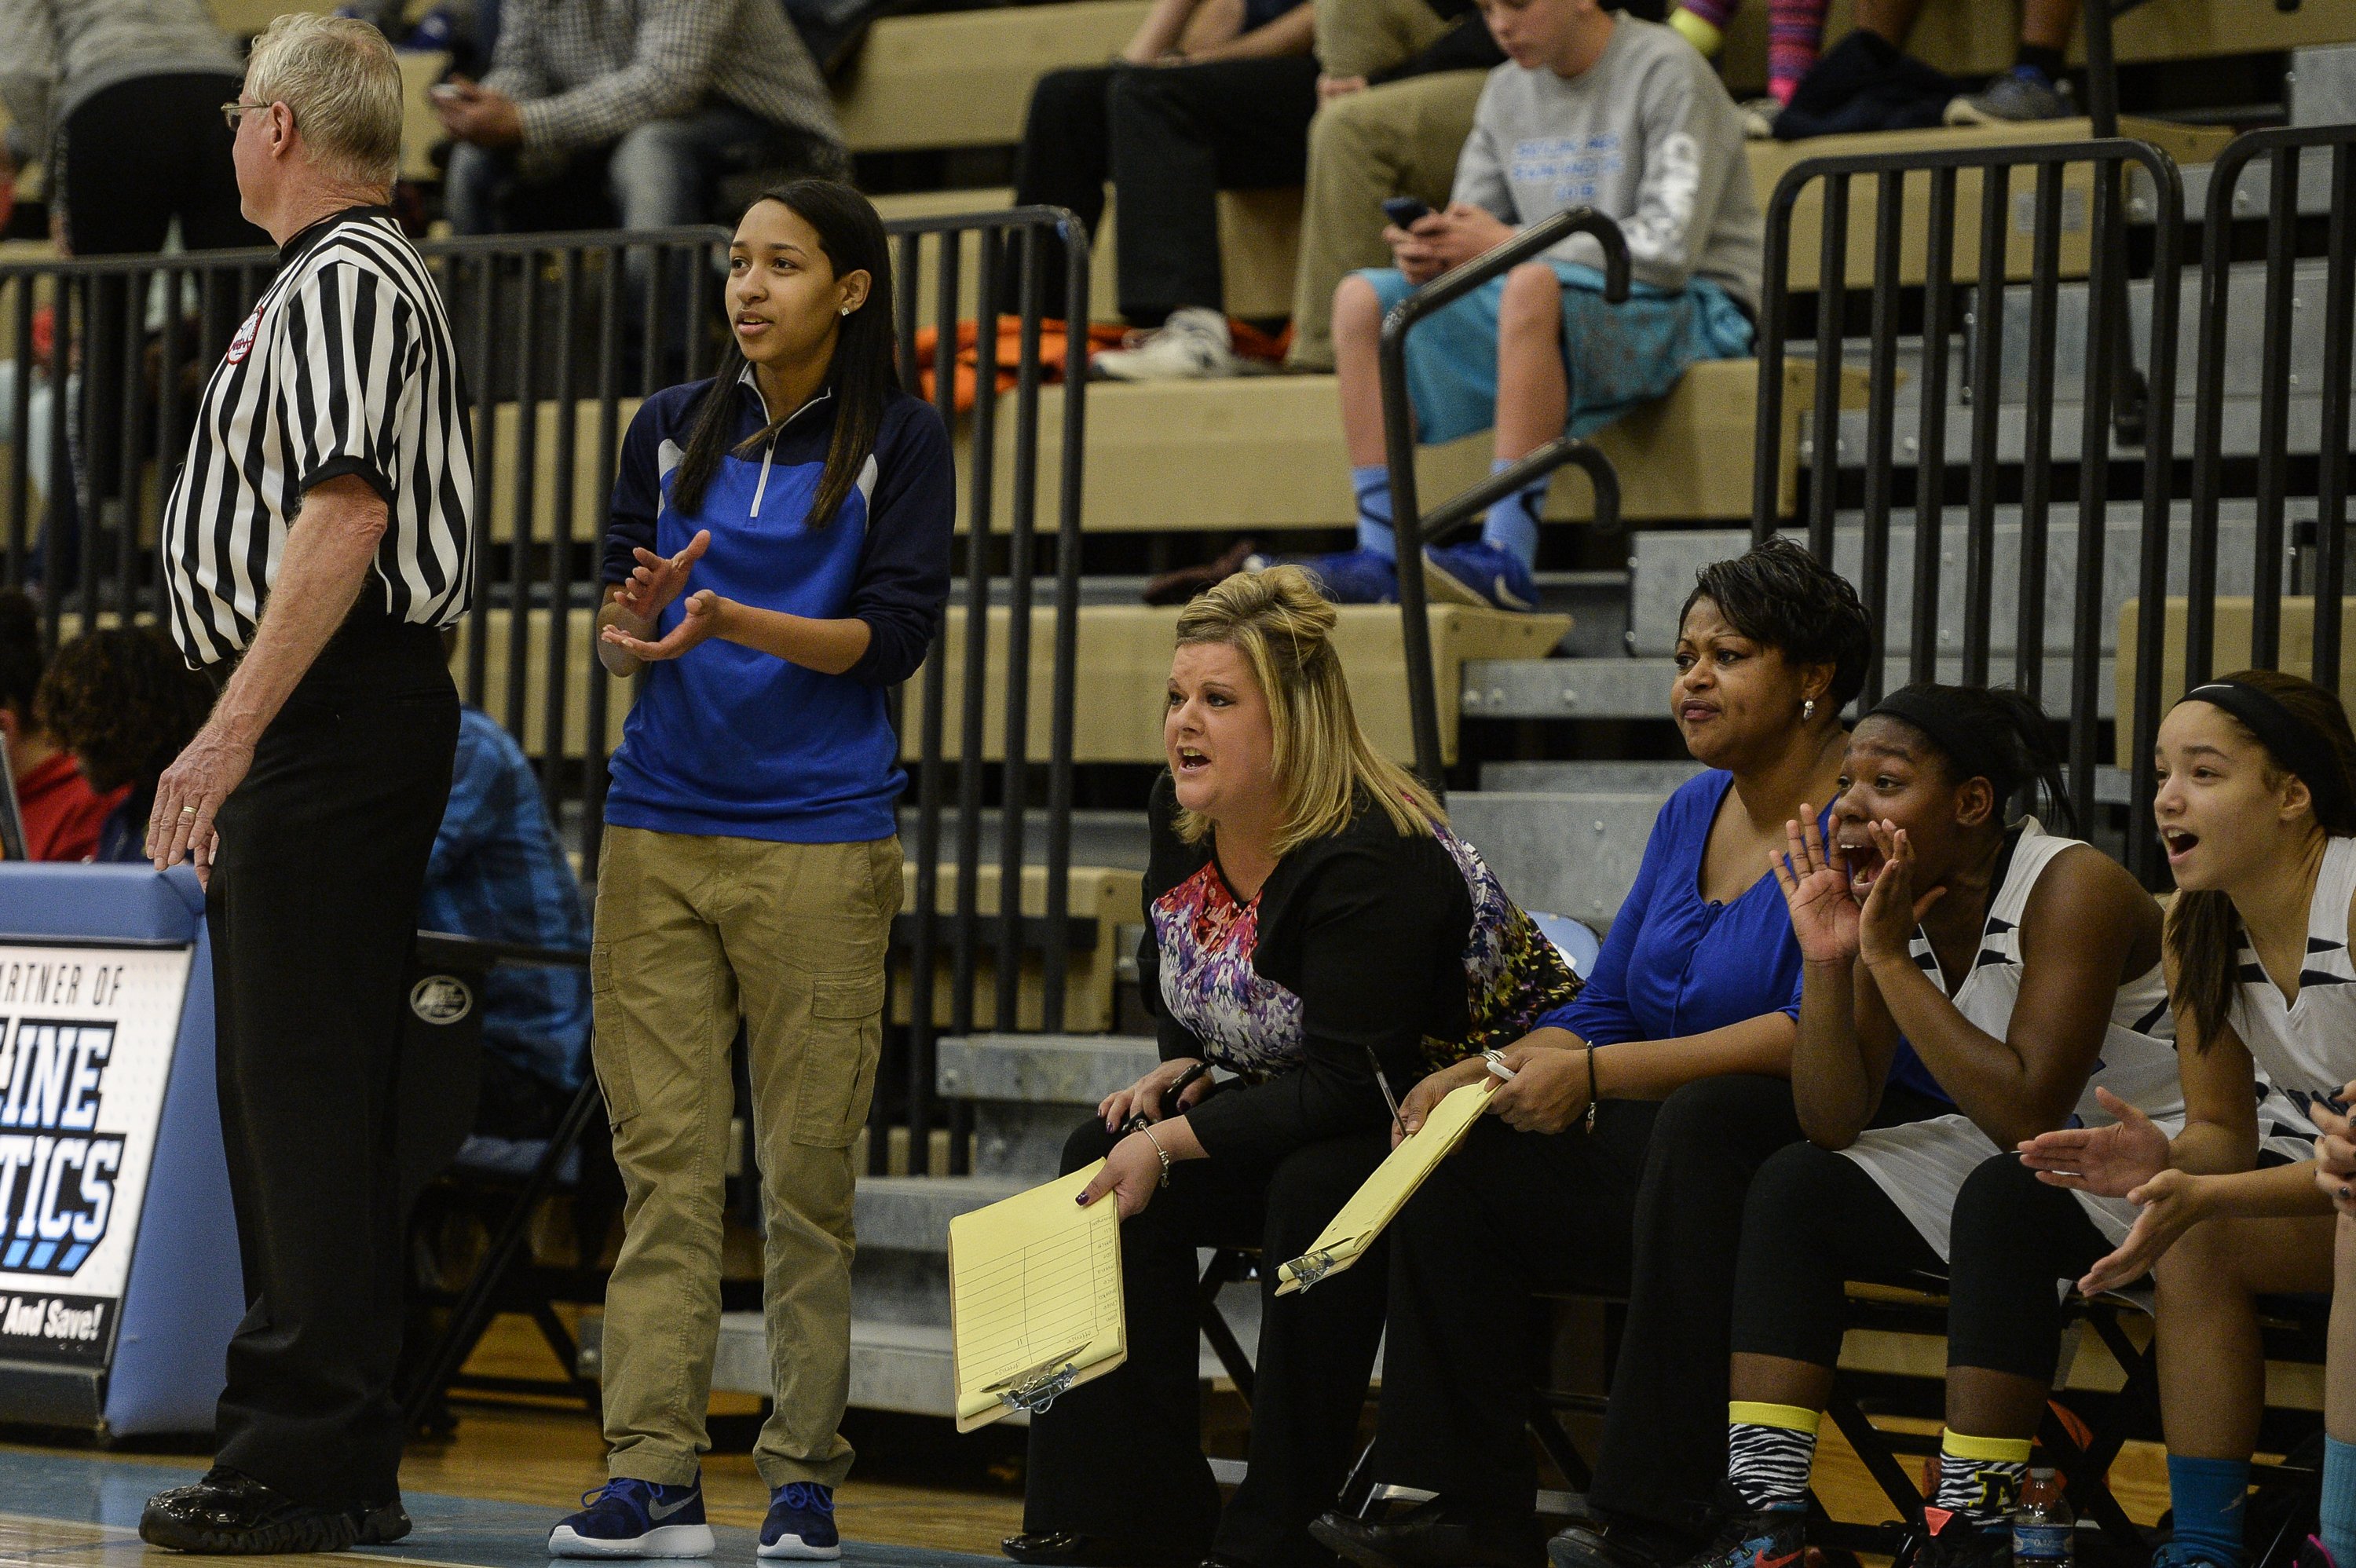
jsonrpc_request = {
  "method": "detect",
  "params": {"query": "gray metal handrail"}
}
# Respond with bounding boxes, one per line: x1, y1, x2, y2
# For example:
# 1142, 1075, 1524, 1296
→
1376, 207, 1630, 790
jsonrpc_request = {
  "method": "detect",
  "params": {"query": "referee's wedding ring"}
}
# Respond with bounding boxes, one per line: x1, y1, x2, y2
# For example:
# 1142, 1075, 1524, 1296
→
180, 805, 201, 817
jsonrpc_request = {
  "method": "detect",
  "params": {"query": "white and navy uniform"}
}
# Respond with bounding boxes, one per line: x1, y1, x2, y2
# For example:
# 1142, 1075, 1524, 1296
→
160, 205, 472, 667
2225, 832, 2356, 1159
1838, 817, 2182, 1254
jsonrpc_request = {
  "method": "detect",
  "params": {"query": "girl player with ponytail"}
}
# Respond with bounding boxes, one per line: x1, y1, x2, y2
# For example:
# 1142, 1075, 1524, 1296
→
2023, 671, 2356, 1568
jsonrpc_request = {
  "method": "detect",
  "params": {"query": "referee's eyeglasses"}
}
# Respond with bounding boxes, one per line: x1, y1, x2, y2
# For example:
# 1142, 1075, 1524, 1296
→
221, 101, 276, 131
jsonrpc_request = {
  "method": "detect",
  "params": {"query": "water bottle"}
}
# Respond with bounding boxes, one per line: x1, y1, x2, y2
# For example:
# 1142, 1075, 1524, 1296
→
2013, 1467, 2075, 1568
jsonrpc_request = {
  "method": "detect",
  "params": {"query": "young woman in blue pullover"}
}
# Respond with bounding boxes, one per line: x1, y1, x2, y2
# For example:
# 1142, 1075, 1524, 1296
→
547, 180, 954, 1564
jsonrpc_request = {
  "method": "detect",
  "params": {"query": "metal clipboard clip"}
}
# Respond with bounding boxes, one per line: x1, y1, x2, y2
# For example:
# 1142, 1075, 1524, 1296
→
986, 1345, 1089, 1416
1283, 1247, 1338, 1292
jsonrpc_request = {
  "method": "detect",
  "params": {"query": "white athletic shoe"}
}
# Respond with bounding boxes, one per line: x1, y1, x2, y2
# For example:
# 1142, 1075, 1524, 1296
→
1092, 307, 1241, 381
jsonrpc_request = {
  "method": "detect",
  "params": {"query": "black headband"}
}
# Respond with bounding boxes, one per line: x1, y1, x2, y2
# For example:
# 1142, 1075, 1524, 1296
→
1867, 687, 2018, 797
2181, 680, 2352, 824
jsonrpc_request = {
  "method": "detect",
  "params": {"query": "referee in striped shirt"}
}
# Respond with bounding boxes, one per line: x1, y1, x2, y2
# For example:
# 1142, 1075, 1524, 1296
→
138, 15, 474, 1555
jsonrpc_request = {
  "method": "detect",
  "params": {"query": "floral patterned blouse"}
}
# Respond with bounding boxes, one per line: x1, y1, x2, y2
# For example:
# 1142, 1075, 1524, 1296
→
1149, 817, 1578, 1080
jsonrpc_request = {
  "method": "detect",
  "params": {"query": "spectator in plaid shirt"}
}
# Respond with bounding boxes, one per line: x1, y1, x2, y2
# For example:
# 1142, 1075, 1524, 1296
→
435, 0, 848, 236
419, 702, 594, 1137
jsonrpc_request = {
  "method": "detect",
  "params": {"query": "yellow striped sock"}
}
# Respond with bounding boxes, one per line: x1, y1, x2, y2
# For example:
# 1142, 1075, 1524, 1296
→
1729, 1401, 1823, 1435
1942, 1431, 2033, 1464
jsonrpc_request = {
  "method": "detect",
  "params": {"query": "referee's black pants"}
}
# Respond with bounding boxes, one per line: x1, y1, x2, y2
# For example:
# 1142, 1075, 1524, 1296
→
204, 620, 459, 1510
1024, 1117, 1392, 1568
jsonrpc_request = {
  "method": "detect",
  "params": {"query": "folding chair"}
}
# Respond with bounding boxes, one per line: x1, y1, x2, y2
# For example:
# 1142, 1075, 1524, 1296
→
395, 932, 613, 1432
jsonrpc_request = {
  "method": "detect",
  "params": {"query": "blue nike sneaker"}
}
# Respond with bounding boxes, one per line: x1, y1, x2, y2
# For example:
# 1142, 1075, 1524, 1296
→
1251, 547, 1399, 605
759, 1482, 840, 1561
1423, 540, 1539, 612
547, 1478, 715, 1559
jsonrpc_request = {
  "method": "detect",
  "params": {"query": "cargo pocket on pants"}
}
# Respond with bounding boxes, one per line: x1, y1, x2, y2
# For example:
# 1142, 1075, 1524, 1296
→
791, 970, 886, 1147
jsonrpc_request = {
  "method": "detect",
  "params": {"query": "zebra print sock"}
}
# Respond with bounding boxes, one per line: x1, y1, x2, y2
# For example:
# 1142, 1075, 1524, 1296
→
1932, 1431, 2032, 1527
1728, 1402, 1820, 1512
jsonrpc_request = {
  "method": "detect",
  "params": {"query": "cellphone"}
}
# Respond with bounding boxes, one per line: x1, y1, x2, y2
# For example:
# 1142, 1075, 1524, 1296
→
430, 82, 464, 101
1381, 196, 1434, 228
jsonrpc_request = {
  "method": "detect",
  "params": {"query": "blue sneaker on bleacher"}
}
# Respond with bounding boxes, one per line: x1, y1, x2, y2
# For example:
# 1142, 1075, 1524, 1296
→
758, 1482, 840, 1561
1424, 539, 1538, 612
1256, 546, 1399, 605
547, 1478, 715, 1559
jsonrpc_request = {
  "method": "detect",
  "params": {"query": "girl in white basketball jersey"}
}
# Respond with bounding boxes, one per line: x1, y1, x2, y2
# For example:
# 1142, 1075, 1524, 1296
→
1673, 685, 2175, 1568
2022, 669, 2356, 1568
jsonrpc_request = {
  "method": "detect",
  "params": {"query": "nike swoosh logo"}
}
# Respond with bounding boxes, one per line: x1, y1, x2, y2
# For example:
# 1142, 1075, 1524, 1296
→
646, 1497, 695, 1522
1756, 1551, 1802, 1568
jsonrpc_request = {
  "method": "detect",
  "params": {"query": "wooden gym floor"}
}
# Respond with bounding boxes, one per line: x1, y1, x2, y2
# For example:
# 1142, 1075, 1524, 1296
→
0, 1312, 2174, 1568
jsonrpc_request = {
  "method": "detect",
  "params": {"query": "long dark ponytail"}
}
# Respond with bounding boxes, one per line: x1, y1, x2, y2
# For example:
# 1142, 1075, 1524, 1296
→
668, 178, 898, 528
2166, 669, 2356, 1051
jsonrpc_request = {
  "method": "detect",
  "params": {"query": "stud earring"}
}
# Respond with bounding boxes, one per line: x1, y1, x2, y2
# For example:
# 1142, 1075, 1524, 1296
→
1802, 698, 1816, 722
840, 305, 851, 316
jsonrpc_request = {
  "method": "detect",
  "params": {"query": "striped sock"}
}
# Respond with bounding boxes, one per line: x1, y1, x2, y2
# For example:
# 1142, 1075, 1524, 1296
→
1932, 1431, 2032, 1527
1765, 0, 1827, 104
1728, 1402, 1820, 1512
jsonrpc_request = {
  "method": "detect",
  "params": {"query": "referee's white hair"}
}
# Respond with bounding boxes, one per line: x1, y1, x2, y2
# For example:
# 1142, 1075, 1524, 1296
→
245, 13, 404, 189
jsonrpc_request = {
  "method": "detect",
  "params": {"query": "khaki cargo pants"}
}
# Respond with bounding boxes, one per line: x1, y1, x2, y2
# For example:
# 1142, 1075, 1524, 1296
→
590, 825, 902, 1489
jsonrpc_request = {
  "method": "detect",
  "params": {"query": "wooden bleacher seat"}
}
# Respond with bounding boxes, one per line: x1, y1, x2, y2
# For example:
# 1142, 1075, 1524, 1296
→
477, 397, 644, 546
891, 861, 1140, 1033
2114, 594, 2356, 766
905, 600, 1570, 767
953, 361, 1866, 534
833, 0, 1151, 154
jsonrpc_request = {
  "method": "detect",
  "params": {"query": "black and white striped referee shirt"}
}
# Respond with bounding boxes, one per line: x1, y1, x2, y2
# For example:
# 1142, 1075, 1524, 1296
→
162, 205, 474, 667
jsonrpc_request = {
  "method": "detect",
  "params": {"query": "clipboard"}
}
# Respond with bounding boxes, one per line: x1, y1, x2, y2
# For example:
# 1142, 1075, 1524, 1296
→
1275, 1078, 1495, 1295
947, 1160, 1128, 1431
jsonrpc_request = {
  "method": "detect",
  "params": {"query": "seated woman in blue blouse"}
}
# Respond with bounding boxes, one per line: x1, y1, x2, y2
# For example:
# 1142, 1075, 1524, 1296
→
1316, 539, 1918, 1568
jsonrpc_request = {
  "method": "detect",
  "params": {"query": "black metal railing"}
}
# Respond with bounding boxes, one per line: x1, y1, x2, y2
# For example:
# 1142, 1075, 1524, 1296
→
2130, 121, 2356, 879
1751, 138, 2186, 840
0, 205, 1091, 1174
1379, 207, 1630, 790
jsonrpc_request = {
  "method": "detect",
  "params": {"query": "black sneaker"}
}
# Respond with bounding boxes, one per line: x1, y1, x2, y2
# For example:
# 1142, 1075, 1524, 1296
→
1310, 1501, 1545, 1568
140, 1467, 360, 1555
1549, 1514, 1703, 1568
353, 1497, 412, 1545
1672, 1508, 1807, 1568
1915, 1514, 2010, 1568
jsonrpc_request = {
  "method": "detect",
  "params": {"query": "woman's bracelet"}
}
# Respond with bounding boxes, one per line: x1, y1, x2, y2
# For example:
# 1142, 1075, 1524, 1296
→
1140, 1124, 1174, 1187
1583, 1046, 1599, 1135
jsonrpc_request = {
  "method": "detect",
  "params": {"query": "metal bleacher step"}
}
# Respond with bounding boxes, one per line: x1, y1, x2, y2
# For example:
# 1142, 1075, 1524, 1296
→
1459, 652, 2118, 725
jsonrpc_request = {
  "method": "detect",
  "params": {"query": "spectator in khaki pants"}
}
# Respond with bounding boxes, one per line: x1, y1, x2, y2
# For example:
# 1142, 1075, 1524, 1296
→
547, 180, 953, 1564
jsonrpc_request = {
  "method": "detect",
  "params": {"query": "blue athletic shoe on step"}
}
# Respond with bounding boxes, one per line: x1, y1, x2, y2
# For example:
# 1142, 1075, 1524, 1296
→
1250, 547, 1398, 605
547, 1478, 715, 1559
759, 1482, 841, 1560
1423, 540, 1538, 612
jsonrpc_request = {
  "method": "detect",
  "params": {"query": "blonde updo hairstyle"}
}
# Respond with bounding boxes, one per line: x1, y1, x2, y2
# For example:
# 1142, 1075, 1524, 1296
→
1170, 565, 1444, 856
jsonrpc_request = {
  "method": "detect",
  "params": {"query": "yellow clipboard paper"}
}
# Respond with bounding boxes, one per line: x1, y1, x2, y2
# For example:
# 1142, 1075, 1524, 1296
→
948, 1160, 1128, 1432
1275, 1078, 1496, 1296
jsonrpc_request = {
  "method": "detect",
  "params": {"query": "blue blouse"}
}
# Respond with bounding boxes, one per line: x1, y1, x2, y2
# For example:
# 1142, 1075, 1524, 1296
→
1535, 769, 1945, 1103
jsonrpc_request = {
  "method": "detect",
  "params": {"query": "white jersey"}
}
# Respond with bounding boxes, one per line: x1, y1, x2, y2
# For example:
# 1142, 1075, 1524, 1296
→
1839, 818, 2182, 1255
2228, 832, 2356, 1158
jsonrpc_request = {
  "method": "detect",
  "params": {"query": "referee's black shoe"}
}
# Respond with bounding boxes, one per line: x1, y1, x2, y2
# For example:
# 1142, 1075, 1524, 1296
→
1311, 1500, 1546, 1568
138, 1467, 360, 1555
353, 1496, 412, 1544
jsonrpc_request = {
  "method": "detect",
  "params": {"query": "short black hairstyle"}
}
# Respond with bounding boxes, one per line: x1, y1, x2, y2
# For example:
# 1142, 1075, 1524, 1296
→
0, 590, 39, 720
1678, 537, 1875, 711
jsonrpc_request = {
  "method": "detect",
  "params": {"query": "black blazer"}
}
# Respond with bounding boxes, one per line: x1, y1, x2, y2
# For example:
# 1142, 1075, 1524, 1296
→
1135, 772, 1476, 1164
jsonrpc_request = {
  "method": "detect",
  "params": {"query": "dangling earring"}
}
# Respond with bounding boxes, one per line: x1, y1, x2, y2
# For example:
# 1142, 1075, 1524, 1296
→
1802, 698, 1816, 722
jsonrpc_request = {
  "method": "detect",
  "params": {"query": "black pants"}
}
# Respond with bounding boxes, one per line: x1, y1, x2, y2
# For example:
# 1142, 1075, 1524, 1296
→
1586, 1075, 1948, 1537
1024, 1116, 1392, 1568
1011, 57, 1319, 325
1371, 1102, 1659, 1521
206, 619, 460, 1509
1732, 1142, 2109, 1384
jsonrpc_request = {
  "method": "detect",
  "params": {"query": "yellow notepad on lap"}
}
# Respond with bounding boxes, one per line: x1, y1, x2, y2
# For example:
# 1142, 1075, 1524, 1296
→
1275, 1078, 1495, 1296
948, 1161, 1127, 1432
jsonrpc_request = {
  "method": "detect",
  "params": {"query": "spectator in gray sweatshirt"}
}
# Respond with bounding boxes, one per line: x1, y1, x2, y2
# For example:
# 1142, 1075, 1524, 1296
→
0, 0, 262, 254
1289, 0, 1760, 613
